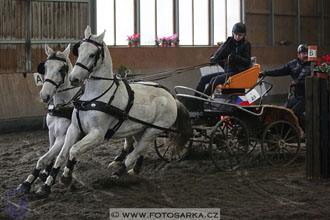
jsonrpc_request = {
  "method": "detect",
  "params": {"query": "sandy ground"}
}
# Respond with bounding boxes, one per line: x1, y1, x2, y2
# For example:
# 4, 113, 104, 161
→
1, 130, 330, 220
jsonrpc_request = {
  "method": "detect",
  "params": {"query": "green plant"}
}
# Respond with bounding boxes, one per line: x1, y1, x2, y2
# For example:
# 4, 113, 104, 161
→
117, 64, 129, 78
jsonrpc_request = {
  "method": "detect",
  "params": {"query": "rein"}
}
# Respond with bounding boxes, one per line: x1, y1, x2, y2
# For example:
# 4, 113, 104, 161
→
130, 63, 210, 82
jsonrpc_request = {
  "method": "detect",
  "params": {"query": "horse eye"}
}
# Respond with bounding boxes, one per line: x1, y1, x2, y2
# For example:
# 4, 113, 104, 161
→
89, 54, 95, 58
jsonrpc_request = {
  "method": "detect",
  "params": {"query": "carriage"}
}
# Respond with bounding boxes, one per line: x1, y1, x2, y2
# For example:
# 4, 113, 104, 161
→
154, 62, 303, 171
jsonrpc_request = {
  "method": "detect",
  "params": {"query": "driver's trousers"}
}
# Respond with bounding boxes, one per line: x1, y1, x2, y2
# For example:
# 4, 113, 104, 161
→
195, 71, 236, 96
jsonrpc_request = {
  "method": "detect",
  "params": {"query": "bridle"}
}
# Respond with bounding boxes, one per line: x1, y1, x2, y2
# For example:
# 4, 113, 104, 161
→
73, 36, 105, 74
37, 54, 69, 89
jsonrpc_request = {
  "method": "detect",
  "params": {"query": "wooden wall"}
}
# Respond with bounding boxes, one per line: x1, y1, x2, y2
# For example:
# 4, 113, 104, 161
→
245, 0, 328, 46
0, 0, 88, 74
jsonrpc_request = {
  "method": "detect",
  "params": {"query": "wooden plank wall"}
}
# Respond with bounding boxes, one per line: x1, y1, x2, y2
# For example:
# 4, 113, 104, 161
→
31, 1, 88, 41
0, 0, 25, 73
245, 0, 328, 46
0, 0, 88, 74
0, 0, 88, 124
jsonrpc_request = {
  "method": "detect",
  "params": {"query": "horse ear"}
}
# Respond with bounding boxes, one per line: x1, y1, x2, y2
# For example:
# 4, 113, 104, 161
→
84, 25, 92, 38
95, 30, 106, 42
45, 44, 54, 56
63, 44, 71, 58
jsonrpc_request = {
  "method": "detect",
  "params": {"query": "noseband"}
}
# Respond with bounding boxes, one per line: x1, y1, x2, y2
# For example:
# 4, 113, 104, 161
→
74, 37, 104, 73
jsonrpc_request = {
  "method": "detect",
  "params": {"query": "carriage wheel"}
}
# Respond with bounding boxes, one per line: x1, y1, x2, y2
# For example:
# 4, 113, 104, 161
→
209, 116, 250, 171
261, 120, 300, 166
154, 133, 192, 162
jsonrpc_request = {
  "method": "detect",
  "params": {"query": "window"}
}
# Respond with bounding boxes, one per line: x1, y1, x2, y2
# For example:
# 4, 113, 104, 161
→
193, 0, 208, 45
214, 0, 226, 44
141, 0, 155, 45
97, 0, 114, 45
179, 0, 192, 45
226, 0, 240, 37
97, 0, 241, 46
116, 0, 134, 45
156, 0, 173, 40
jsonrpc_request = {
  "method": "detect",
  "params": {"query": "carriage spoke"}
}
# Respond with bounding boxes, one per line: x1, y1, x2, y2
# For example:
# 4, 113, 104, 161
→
285, 143, 299, 148
285, 135, 298, 142
283, 126, 293, 140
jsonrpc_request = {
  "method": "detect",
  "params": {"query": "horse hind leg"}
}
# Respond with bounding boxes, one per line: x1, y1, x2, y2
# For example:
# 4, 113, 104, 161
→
125, 129, 160, 175
127, 155, 144, 175
108, 136, 135, 169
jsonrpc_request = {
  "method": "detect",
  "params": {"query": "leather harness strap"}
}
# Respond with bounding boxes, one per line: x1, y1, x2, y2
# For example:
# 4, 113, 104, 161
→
47, 106, 74, 120
74, 79, 179, 138
74, 78, 134, 138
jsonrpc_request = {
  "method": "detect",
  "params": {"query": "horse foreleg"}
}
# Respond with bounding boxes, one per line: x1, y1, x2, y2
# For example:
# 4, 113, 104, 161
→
36, 136, 65, 181
108, 136, 135, 169
36, 125, 81, 198
17, 136, 65, 193
60, 129, 104, 186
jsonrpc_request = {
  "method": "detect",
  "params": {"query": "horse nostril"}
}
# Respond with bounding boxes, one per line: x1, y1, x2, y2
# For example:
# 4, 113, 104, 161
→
71, 79, 79, 86
70, 76, 79, 86
41, 95, 50, 103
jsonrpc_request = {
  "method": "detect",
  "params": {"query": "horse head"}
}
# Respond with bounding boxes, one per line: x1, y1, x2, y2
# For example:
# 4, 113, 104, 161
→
70, 25, 110, 86
39, 44, 72, 103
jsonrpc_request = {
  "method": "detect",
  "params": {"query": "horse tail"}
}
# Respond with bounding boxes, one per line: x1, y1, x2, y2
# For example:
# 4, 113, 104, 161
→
171, 100, 193, 153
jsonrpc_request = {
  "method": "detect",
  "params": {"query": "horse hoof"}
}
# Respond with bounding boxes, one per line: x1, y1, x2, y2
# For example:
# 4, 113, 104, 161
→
127, 169, 136, 176
35, 184, 51, 199
108, 161, 120, 169
39, 172, 48, 182
110, 174, 120, 179
59, 174, 72, 187
17, 182, 31, 193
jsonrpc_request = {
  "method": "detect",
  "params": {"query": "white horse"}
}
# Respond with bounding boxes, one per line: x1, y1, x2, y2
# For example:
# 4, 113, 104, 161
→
36, 26, 192, 198
17, 44, 80, 193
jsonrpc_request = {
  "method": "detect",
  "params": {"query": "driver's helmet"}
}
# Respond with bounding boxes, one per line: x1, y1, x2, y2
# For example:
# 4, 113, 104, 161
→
297, 44, 308, 53
232, 22, 246, 35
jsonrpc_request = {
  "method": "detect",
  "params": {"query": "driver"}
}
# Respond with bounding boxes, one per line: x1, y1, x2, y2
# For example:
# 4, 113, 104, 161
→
195, 22, 252, 96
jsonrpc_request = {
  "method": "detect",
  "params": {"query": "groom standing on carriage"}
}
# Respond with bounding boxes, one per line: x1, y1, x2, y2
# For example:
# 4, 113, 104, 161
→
259, 44, 310, 133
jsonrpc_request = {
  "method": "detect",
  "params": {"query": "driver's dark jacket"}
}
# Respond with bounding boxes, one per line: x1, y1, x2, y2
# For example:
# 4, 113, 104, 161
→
210, 37, 251, 74
264, 59, 311, 97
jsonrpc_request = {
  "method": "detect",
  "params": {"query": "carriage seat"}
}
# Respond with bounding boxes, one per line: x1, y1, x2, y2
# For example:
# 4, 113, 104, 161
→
216, 63, 260, 91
